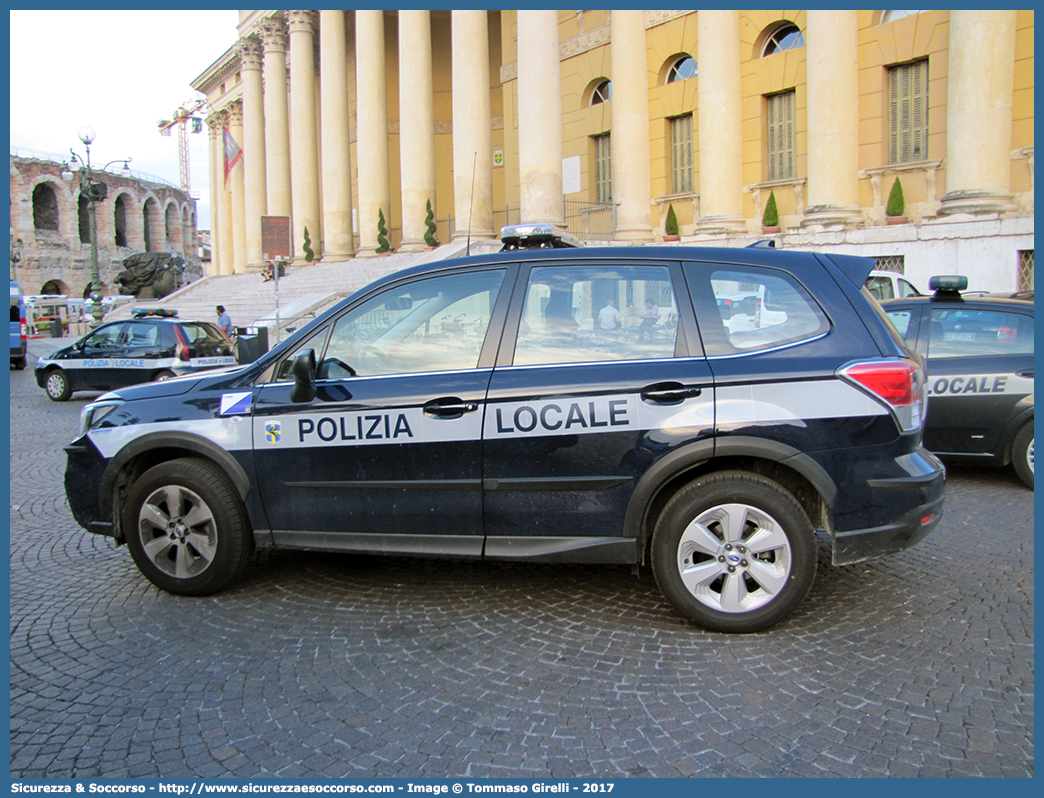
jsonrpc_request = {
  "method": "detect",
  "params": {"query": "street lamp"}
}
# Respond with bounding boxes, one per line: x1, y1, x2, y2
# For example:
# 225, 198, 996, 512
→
60, 126, 131, 328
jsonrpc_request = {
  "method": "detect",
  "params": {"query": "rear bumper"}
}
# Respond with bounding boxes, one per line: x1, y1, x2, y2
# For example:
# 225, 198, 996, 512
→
831, 448, 946, 565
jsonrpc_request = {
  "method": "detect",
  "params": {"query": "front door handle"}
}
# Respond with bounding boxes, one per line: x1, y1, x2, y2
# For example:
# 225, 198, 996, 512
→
423, 397, 479, 417
641, 382, 703, 405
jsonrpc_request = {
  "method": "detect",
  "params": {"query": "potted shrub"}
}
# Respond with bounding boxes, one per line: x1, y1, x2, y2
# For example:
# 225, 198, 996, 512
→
762, 190, 780, 233
302, 226, 315, 263
886, 177, 907, 224
423, 199, 440, 249
375, 208, 391, 255
663, 203, 680, 242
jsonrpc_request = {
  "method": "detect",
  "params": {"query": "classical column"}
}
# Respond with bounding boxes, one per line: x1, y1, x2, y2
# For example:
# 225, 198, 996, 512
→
320, 9, 355, 259
696, 10, 745, 233
260, 20, 292, 220
206, 117, 222, 276
939, 10, 1018, 218
239, 36, 267, 271
288, 10, 322, 264
517, 10, 564, 227
802, 9, 861, 228
355, 9, 390, 258
397, 10, 437, 252
452, 10, 494, 241
228, 101, 248, 274
210, 114, 234, 276
611, 10, 653, 243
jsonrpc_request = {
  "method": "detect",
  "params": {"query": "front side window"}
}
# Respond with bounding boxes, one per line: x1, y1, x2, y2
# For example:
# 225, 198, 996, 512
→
513, 265, 677, 366
927, 309, 1034, 359
766, 91, 795, 181
317, 270, 505, 378
82, 324, 126, 352
889, 60, 929, 164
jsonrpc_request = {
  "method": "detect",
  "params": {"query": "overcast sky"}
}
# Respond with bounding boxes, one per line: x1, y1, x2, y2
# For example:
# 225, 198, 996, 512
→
10, 9, 242, 229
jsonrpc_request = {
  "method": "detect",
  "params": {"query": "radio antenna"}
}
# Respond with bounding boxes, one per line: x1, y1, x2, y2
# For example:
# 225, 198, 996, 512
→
466, 151, 477, 257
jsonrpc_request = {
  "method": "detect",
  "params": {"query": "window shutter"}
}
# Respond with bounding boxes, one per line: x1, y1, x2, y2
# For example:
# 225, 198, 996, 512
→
767, 92, 795, 181
889, 60, 928, 164
670, 115, 693, 194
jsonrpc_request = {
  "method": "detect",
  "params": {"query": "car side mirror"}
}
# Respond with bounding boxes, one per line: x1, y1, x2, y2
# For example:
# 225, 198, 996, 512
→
289, 349, 317, 403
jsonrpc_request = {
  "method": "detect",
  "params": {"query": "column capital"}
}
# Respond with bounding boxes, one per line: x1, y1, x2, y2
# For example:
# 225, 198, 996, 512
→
237, 36, 263, 71
206, 115, 223, 138
286, 10, 317, 35
259, 19, 288, 53
226, 100, 244, 127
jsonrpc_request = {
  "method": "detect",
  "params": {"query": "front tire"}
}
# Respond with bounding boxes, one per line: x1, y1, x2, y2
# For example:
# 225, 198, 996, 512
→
122, 458, 254, 596
1012, 422, 1034, 489
651, 471, 816, 633
44, 369, 71, 401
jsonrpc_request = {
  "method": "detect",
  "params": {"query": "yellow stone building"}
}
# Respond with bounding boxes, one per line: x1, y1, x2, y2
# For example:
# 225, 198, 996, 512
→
192, 9, 1034, 291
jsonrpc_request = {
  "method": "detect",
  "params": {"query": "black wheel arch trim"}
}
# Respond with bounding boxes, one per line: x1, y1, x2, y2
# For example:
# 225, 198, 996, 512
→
100, 431, 252, 514
624, 436, 838, 556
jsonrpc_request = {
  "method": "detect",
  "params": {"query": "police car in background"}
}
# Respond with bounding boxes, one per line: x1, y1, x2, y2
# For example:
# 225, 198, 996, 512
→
882, 275, 1034, 488
35, 308, 236, 401
63, 226, 946, 633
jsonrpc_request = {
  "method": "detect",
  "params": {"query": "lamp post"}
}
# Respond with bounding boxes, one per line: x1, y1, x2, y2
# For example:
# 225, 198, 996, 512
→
60, 126, 131, 328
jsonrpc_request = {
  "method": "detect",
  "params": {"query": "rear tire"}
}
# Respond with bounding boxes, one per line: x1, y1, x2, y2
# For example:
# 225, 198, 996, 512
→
13, 356, 26, 370
122, 458, 254, 596
1012, 422, 1034, 489
651, 471, 816, 633
152, 369, 177, 381
44, 369, 71, 401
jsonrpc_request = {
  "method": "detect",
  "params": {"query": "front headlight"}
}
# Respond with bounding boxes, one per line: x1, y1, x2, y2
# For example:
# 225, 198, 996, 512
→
78, 398, 124, 437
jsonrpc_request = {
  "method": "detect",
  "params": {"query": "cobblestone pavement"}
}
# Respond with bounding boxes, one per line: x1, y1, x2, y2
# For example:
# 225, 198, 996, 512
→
9, 360, 1033, 779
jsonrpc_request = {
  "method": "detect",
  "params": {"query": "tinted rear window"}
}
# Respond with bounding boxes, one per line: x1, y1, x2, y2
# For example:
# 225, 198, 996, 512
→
180, 322, 231, 356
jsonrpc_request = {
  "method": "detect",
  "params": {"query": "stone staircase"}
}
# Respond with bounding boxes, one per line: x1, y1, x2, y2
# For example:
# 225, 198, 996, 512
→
107, 237, 502, 336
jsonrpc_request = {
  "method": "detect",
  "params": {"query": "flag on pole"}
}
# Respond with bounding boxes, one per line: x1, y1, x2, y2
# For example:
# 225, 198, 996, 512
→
223, 127, 243, 184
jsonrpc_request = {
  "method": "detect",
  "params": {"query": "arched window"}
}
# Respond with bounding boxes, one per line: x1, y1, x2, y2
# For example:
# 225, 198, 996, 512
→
32, 183, 60, 232
78, 195, 91, 244
762, 23, 805, 57
665, 55, 697, 84
114, 195, 128, 248
143, 198, 158, 252
590, 79, 612, 106
882, 11, 925, 23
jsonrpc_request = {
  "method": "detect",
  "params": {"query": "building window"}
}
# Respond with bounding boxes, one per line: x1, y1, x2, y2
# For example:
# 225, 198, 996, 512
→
669, 115, 694, 194
874, 255, 905, 273
590, 79, 612, 106
78, 196, 91, 244
114, 195, 128, 248
882, 11, 926, 23
1018, 250, 1034, 292
593, 133, 612, 205
32, 183, 59, 232
766, 91, 796, 181
888, 60, 929, 164
762, 23, 805, 57
665, 55, 697, 84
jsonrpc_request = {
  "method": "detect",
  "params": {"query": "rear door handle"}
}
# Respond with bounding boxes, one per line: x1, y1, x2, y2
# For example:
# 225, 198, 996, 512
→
423, 397, 479, 417
640, 382, 703, 405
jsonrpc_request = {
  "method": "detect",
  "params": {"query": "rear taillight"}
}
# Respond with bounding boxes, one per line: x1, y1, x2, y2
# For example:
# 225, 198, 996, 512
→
173, 324, 191, 362
19, 317, 26, 341
839, 358, 924, 433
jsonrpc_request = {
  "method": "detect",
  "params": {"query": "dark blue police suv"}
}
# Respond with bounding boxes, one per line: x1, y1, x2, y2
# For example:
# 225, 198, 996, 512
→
882, 275, 1034, 489
64, 227, 945, 632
